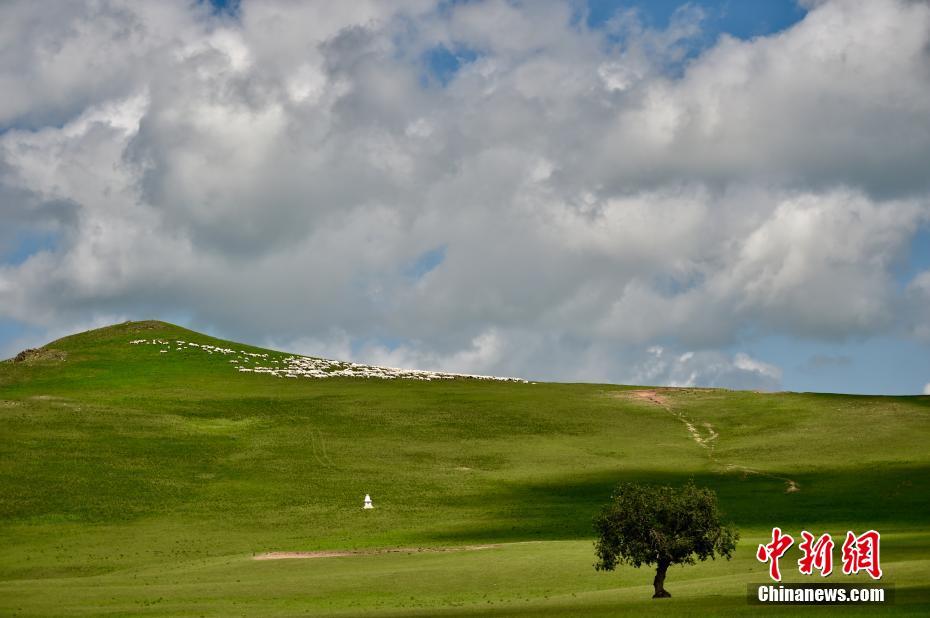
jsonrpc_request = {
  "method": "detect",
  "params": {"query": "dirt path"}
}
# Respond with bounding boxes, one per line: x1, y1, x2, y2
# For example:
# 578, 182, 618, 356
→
622, 389, 799, 494
722, 463, 801, 493
627, 390, 719, 451
253, 544, 501, 560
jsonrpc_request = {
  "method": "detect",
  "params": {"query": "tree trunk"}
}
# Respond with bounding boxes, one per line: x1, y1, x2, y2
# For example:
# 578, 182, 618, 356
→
653, 560, 671, 598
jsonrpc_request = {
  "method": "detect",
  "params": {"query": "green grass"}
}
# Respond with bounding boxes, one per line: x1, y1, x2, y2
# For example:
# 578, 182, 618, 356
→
1, 320, 928, 616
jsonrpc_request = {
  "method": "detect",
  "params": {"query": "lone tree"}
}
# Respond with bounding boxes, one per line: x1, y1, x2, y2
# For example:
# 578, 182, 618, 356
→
593, 481, 738, 598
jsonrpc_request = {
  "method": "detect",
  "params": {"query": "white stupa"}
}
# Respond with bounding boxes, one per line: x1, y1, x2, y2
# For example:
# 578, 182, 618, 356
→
363, 494, 374, 509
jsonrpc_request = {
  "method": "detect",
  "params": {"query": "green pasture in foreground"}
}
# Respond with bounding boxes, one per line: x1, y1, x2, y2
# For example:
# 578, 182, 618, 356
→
0, 320, 928, 616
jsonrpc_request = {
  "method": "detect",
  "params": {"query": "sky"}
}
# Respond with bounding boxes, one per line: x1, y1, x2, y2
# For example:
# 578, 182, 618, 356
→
2, 0, 930, 395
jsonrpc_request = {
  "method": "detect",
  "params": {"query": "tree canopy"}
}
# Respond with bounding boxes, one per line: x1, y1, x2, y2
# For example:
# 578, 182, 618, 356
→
593, 481, 738, 598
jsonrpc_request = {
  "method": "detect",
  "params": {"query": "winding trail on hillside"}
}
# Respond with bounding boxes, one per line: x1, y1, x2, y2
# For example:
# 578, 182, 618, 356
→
627, 390, 719, 452
253, 544, 504, 560
622, 389, 799, 494
310, 429, 336, 468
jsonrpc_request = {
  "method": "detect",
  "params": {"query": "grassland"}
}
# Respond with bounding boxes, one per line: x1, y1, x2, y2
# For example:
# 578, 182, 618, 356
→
1, 320, 928, 616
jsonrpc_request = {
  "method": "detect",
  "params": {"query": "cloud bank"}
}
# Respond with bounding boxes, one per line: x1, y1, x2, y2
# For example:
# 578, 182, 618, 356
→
2, 0, 929, 390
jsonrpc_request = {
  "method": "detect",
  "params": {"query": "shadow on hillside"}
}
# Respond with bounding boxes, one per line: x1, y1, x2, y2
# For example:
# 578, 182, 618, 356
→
426, 463, 930, 544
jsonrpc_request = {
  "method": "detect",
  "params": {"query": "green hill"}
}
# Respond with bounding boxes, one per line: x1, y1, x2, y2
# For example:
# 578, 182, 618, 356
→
1, 321, 928, 616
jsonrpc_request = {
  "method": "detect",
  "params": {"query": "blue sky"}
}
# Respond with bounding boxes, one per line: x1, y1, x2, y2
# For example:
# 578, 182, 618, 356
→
2, 0, 930, 395
423, 1, 808, 85
585, 0, 806, 38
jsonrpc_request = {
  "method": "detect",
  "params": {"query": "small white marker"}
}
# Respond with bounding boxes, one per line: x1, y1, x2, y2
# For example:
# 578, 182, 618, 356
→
363, 494, 374, 509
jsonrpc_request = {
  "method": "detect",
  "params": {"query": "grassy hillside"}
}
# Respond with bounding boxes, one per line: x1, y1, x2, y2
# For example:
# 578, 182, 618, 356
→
1, 320, 928, 616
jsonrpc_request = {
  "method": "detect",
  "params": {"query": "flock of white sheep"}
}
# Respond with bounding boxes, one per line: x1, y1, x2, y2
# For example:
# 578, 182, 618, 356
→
129, 338, 526, 383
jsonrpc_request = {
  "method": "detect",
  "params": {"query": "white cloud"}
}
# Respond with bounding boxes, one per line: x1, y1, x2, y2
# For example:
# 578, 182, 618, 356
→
907, 270, 930, 343
629, 346, 782, 391
1, 0, 929, 389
